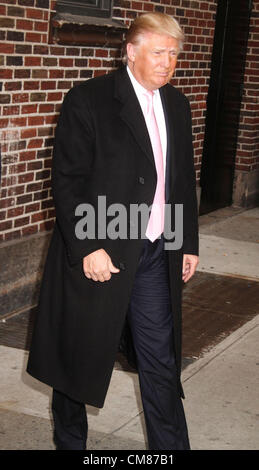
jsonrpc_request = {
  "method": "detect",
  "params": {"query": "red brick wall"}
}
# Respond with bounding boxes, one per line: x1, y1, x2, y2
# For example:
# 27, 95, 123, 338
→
232, 0, 259, 206
235, 0, 259, 174
0, 0, 218, 242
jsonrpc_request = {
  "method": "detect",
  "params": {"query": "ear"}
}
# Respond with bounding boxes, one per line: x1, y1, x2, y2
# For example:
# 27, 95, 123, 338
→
126, 43, 136, 63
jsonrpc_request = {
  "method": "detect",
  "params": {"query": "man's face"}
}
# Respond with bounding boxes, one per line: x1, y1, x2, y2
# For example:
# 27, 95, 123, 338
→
127, 32, 179, 90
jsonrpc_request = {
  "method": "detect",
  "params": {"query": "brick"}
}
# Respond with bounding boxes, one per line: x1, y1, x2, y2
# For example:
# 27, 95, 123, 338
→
20, 150, 36, 161
33, 45, 49, 54
38, 127, 53, 137
43, 57, 57, 66
10, 116, 27, 127
65, 47, 80, 56
7, 30, 24, 41
30, 92, 46, 102
18, 0, 34, 5
15, 69, 31, 78
27, 161, 42, 171
22, 225, 38, 236
49, 69, 64, 78
35, 169, 50, 180
28, 138, 43, 148
37, 148, 52, 159
50, 46, 65, 56
36, 0, 49, 8
0, 197, 15, 209
27, 182, 42, 192
80, 70, 93, 79
47, 92, 62, 101
25, 56, 42, 66
21, 128, 37, 138
25, 203, 41, 215
0, 43, 14, 54
34, 189, 48, 200
24, 81, 40, 90
7, 206, 24, 217
16, 18, 33, 30
28, 115, 44, 126
14, 216, 30, 227
31, 211, 47, 222
18, 172, 34, 184
65, 70, 79, 78
59, 58, 74, 67
81, 48, 94, 57
75, 59, 88, 67
15, 44, 32, 54
41, 81, 56, 90
0, 210, 6, 221
12, 93, 29, 103
7, 6, 25, 16
26, 8, 43, 19
32, 69, 48, 78
25, 31, 42, 42
95, 49, 108, 58
44, 137, 54, 147
5, 82, 22, 91
8, 185, 25, 196
0, 220, 12, 231
21, 104, 38, 114
89, 59, 102, 67
0, 94, 10, 104
6, 56, 23, 66
39, 103, 55, 113
57, 81, 71, 89
3, 105, 20, 115
34, 20, 48, 32
0, 17, 15, 28
41, 199, 53, 209
45, 114, 58, 125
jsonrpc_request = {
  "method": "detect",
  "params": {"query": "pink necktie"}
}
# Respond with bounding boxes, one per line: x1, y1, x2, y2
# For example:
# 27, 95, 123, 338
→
143, 91, 165, 242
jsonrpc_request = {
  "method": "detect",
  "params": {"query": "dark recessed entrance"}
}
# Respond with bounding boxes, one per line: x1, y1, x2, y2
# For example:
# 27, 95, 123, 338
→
199, 0, 252, 215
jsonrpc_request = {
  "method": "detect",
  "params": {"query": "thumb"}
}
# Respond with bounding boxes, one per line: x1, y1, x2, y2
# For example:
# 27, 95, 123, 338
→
108, 259, 120, 273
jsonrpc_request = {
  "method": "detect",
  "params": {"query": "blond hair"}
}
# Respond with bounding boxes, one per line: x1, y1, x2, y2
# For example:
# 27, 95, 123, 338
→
123, 12, 185, 63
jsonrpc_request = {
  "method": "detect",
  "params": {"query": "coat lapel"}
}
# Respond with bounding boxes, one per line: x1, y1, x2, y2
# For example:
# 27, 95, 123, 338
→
114, 67, 156, 170
159, 84, 178, 198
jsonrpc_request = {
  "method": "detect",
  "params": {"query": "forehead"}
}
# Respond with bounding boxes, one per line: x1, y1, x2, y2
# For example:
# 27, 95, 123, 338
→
139, 31, 179, 50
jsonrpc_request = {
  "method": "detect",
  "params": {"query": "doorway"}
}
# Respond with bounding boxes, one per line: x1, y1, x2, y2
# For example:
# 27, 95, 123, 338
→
199, 0, 252, 215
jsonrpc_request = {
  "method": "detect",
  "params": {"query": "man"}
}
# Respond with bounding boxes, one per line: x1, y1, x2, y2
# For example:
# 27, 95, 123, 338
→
27, 12, 199, 450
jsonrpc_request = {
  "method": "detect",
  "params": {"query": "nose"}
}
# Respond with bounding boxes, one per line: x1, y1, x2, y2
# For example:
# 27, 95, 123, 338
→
162, 53, 171, 68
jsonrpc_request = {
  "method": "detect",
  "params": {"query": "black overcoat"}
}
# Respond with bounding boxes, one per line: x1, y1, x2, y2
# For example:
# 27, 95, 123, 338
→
27, 67, 198, 407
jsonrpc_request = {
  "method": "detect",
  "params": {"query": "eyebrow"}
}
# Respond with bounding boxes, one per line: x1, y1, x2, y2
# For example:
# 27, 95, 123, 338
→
152, 47, 178, 52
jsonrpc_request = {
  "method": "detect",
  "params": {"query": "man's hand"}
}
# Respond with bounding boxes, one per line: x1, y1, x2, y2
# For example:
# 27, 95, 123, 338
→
182, 254, 199, 283
83, 249, 120, 282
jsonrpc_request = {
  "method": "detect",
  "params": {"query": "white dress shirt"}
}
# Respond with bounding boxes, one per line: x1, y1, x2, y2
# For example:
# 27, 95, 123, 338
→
126, 66, 167, 177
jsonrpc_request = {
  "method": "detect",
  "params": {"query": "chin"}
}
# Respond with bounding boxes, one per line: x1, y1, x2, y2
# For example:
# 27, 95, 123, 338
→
156, 78, 169, 88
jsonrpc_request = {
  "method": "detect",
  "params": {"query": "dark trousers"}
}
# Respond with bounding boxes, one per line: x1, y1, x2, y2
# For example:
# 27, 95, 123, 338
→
52, 238, 190, 450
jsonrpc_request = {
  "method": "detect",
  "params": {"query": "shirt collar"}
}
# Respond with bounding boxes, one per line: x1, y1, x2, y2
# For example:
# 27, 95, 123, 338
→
126, 66, 160, 98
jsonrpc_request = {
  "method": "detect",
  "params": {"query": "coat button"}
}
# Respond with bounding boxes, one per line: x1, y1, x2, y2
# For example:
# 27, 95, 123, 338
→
139, 176, 145, 184
119, 262, 126, 270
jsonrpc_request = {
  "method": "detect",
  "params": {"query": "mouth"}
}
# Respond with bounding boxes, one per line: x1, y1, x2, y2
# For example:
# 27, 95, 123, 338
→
156, 72, 171, 78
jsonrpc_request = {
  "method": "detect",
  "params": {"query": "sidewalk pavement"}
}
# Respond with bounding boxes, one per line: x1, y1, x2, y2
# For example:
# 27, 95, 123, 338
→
0, 207, 258, 450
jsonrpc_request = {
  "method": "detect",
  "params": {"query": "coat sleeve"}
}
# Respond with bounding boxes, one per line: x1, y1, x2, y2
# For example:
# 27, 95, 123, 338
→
51, 85, 102, 266
182, 96, 199, 256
